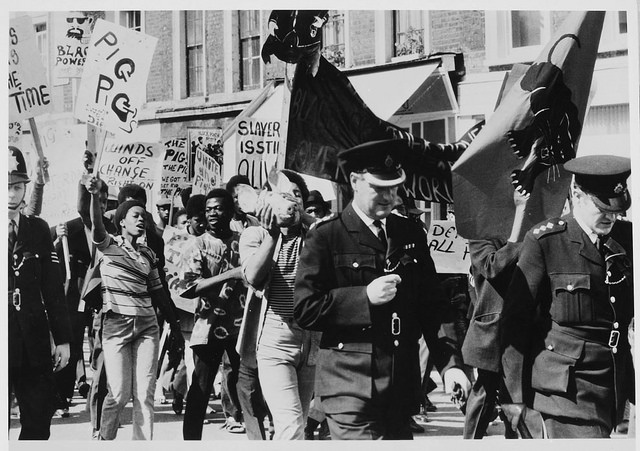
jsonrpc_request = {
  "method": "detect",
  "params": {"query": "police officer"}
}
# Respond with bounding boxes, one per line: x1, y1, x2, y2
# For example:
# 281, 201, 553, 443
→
294, 139, 470, 439
501, 155, 634, 438
8, 146, 72, 439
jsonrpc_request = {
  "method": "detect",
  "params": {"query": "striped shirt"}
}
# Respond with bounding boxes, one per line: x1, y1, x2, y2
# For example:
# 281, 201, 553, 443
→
267, 233, 302, 318
96, 234, 162, 317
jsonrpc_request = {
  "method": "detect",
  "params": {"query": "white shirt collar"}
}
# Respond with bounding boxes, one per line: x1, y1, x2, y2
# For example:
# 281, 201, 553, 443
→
351, 202, 386, 236
573, 213, 599, 244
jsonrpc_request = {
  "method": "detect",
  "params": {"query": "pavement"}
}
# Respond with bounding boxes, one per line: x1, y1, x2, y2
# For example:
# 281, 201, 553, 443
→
8, 359, 636, 443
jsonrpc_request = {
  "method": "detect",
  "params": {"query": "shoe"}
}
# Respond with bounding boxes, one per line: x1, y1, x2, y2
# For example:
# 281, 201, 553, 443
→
409, 416, 424, 433
78, 382, 90, 399
172, 393, 184, 415
318, 420, 331, 440
424, 396, 437, 412
222, 418, 246, 434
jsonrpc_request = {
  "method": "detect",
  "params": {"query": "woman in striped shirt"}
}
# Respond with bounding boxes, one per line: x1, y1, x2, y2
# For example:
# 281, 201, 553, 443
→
86, 176, 183, 440
239, 170, 320, 440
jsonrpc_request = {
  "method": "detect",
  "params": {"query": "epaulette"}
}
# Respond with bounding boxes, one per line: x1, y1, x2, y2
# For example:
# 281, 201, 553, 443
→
531, 218, 566, 239
312, 213, 338, 229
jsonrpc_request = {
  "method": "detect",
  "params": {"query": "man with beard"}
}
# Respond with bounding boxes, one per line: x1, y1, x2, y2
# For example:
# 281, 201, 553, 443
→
180, 189, 246, 439
65, 11, 93, 42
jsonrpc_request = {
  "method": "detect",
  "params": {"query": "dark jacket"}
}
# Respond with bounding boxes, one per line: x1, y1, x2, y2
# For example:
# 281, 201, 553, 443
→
462, 239, 521, 372
501, 216, 634, 430
294, 204, 463, 415
9, 214, 72, 369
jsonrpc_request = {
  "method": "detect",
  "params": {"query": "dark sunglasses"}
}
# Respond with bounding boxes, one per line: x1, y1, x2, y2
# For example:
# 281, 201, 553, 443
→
67, 17, 88, 24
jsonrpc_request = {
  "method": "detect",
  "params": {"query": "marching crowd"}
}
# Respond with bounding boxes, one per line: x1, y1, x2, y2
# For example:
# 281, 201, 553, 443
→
7, 138, 635, 440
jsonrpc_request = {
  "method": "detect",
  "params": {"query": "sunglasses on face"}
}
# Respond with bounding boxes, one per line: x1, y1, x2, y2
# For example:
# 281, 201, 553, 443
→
67, 17, 88, 24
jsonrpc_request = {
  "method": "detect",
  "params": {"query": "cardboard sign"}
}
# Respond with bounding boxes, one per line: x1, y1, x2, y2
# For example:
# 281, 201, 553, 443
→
8, 121, 23, 146
97, 139, 164, 191
52, 11, 94, 79
9, 16, 53, 120
192, 148, 221, 195
236, 118, 281, 188
187, 128, 223, 179
75, 19, 157, 134
160, 137, 189, 197
163, 226, 197, 314
427, 220, 470, 274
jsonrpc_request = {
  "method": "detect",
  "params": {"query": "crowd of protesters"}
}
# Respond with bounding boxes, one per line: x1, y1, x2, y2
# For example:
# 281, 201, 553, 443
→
8, 138, 634, 441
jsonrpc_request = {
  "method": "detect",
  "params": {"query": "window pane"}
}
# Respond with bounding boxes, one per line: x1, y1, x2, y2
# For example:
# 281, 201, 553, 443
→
619, 11, 627, 34
423, 119, 445, 143
394, 10, 424, 56
511, 11, 542, 48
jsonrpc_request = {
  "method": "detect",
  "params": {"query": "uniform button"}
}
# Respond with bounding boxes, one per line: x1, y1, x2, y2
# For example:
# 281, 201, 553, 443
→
393, 340, 399, 347
559, 220, 565, 225
612, 347, 618, 354
610, 296, 616, 303
613, 322, 619, 329
607, 271, 612, 277
14, 271, 19, 277
547, 344, 554, 351
338, 343, 344, 350
566, 284, 573, 291
352, 262, 359, 268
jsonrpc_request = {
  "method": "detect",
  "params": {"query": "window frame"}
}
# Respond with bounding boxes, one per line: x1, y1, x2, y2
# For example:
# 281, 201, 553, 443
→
392, 10, 426, 58
185, 10, 205, 97
239, 10, 262, 91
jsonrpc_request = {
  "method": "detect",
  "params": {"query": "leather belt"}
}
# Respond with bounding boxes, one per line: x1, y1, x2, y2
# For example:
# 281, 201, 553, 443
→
552, 321, 620, 349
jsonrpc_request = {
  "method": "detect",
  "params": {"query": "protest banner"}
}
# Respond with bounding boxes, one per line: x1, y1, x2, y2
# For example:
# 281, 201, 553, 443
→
9, 16, 53, 121
52, 11, 93, 79
9, 121, 22, 146
187, 128, 223, 179
427, 220, 470, 274
192, 148, 221, 195
160, 137, 189, 197
163, 226, 197, 314
236, 118, 281, 188
97, 139, 164, 191
75, 19, 157, 135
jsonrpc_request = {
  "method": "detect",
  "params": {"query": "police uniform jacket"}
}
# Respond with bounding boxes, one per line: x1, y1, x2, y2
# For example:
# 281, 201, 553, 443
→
294, 203, 463, 415
501, 216, 634, 430
9, 213, 72, 369
462, 239, 521, 372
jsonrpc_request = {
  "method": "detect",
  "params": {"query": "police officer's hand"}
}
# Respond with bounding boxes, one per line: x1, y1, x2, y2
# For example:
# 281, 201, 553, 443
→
366, 274, 402, 305
84, 175, 103, 195
52, 342, 71, 372
443, 367, 471, 402
501, 403, 527, 433
257, 203, 280, 237
56, 223, 68, 238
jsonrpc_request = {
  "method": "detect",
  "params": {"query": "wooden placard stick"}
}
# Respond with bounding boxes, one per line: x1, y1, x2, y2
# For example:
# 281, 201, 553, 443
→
28, 117, 50, 183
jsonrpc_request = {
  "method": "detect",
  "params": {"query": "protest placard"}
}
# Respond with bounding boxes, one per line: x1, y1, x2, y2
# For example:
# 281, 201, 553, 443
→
163, 226, 197, 314
75, 19, 157, 135
187, 128, 223, 179
192, 148, 221, 195
9, 121, 23, 146
160, 137, 189, 197
427, 220, 470, 274
97, 139, 164, 191
236, 118, 281, 188
52, 11, 94, 79
9, 16, 53, 120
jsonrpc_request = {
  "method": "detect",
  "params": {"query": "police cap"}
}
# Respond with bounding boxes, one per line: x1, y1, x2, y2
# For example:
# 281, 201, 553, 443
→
338, 139, 406, 187
8, 146, 30, 185
565, 155, 631, 213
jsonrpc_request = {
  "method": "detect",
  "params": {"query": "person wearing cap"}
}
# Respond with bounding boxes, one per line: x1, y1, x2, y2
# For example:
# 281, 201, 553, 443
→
155, 196, 175, 235
501, 155, 634, 438
305, 190, 332, 220
293, 139, 470, 439
84, 175, 183, 440
8, 146, 72, 439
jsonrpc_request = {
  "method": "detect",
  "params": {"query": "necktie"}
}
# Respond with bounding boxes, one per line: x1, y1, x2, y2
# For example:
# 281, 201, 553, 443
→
8, 220, 16, 255
373, 220, 387, 248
